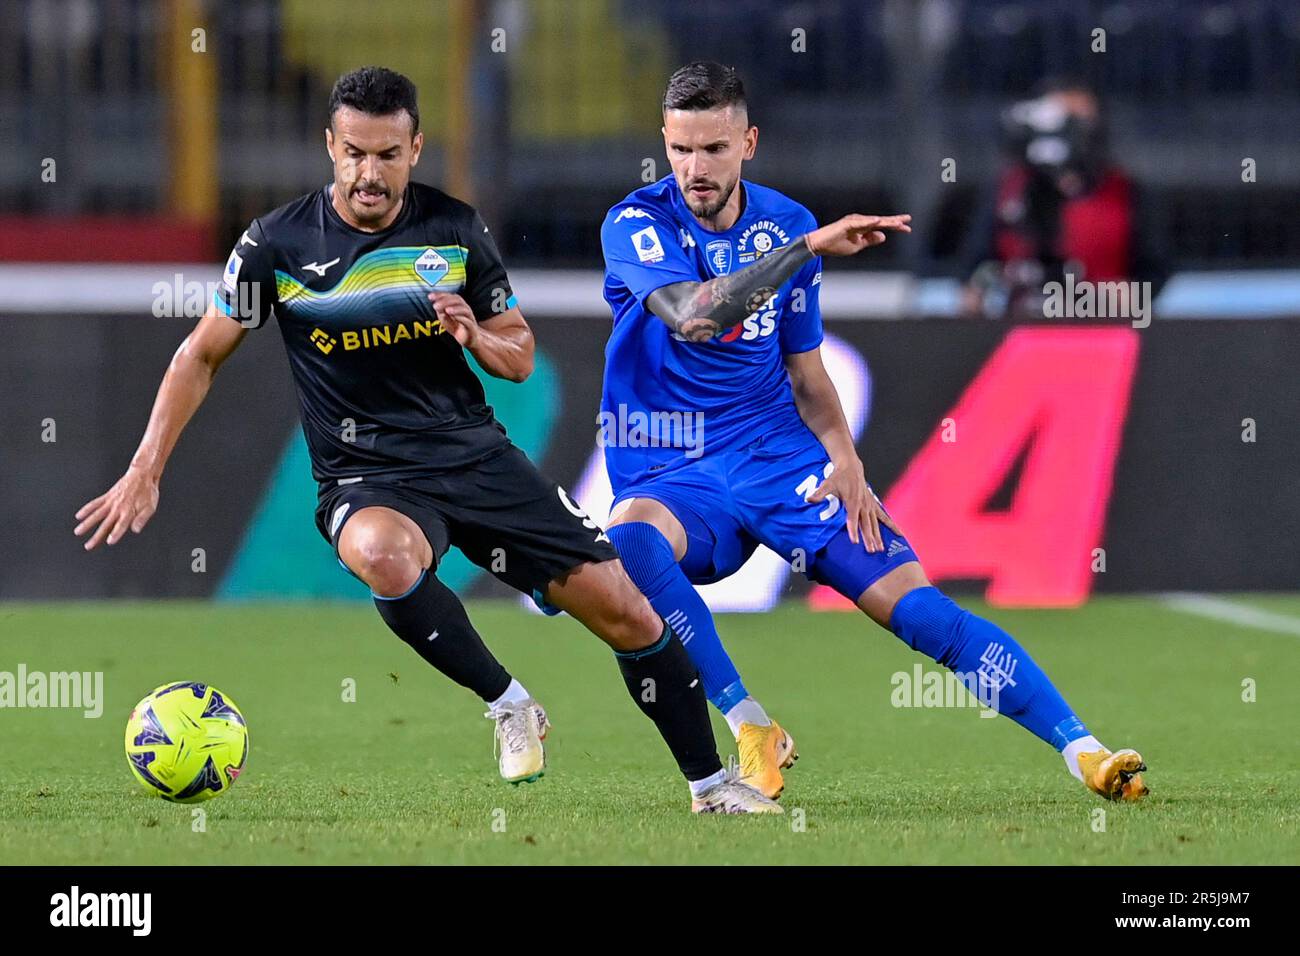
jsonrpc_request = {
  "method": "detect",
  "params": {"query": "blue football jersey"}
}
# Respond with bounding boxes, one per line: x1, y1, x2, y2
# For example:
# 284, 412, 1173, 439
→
600, 176, 824, 491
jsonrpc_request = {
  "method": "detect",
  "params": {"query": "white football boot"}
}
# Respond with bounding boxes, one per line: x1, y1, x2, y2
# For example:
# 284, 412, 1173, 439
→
691, 760, 784, 814
485, 698, 549, 784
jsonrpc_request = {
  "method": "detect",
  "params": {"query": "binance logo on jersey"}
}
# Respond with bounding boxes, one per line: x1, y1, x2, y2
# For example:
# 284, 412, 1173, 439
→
310, 328, 337, 354
313, 319, 447, 355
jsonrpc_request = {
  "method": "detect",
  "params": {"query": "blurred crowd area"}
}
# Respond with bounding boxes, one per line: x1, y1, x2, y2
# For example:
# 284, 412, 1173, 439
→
2, 0, 1298, 276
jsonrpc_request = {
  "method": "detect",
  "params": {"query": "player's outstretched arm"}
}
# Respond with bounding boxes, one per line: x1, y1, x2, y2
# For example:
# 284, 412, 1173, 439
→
74, 304, 248, 550
430, 292, 535, 382
646, 213, 911, 342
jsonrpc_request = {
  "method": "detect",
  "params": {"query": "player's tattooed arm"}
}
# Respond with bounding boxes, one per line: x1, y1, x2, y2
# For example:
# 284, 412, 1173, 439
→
644, 214, 911, 342
646, 239, 813, 342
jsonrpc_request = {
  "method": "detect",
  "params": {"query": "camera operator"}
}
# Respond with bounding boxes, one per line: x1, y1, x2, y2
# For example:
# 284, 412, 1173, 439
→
959, 78, 1166, 319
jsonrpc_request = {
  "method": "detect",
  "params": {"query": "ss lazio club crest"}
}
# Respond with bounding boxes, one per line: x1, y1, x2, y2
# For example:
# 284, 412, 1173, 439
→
705, 239, 732, 275
414, 248, 449, 285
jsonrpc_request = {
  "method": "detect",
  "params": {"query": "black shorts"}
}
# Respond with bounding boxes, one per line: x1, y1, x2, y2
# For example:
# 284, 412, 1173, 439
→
314, 443, 619, 597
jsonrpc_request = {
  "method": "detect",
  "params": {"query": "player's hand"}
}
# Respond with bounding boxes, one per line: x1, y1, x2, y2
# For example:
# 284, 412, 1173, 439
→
429, 292, 480, 349
808, 460, 901, 553
74, 465, 160, 550
805, 214, 911, 257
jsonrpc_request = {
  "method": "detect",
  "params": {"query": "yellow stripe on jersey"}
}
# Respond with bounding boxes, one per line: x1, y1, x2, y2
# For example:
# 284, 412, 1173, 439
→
274, 245, 467, 321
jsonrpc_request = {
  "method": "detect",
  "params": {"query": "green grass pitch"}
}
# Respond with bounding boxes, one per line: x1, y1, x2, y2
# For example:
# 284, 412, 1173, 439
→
1, 596, 1297, 865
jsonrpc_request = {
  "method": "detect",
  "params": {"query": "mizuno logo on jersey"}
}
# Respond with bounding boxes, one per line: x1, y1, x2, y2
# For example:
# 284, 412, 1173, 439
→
302, 257, 341, 277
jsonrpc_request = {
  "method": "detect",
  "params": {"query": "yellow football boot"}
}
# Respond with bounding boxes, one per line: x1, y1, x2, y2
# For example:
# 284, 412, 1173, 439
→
736, 720, 798, 800
1077, 747, 1149, 801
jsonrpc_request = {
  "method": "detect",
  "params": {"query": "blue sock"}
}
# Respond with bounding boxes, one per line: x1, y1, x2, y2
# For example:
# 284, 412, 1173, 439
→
607, 522, 748, 714
889, 586, 1089, 750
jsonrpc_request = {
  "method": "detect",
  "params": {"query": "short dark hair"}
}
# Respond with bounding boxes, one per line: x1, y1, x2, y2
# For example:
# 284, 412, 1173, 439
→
328, 66, 420, 135
663, 61, 746, 113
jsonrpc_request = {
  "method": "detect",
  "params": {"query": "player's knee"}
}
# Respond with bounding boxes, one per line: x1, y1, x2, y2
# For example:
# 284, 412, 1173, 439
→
606, 522, 677, 594
852, 558, 930, 626
888, 585, 969, 665
545, 558, 665, 651
606, 601, 665, 652
344, 530, 425, 597
607, 499, 687, 560
597, 566, 665, 651
359, 551, 424, 598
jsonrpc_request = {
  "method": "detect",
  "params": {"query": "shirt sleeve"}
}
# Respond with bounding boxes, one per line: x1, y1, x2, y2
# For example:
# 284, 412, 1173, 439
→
779, 250, 824, 355
213, 219, 276, 330
460, 209, 517, 322
601, 205, 700, 307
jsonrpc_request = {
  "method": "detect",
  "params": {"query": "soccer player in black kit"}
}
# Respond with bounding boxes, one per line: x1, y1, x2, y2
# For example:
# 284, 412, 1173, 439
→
75, 67, 778, 814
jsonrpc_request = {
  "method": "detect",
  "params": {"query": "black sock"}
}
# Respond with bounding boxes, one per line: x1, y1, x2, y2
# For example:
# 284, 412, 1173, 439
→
615, 622, 723, 781
373, 569, 512, 702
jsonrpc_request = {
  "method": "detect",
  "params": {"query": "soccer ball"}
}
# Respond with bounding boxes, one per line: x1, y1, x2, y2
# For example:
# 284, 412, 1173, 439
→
124, 681, 249, 803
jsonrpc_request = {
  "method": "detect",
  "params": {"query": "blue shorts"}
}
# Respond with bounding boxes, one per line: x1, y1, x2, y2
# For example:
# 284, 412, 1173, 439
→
613, 429, 919, 601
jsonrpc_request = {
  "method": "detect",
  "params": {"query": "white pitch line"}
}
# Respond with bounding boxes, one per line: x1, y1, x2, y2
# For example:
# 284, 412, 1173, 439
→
1159, 593, 1300, 637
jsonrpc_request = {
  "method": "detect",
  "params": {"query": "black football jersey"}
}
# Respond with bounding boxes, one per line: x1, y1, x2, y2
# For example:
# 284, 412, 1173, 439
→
214, 182, 517, 480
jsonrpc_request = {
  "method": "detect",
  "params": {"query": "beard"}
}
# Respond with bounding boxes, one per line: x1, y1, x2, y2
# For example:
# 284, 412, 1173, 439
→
683, 176, 738, 221
348, 181, 394, 221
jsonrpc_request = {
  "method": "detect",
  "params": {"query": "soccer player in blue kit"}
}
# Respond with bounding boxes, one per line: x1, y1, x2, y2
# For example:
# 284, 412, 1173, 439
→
599, 62, 1150, 803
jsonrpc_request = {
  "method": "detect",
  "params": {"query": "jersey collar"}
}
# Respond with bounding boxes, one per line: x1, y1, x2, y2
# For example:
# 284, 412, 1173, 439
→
323, 182, 414, 237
